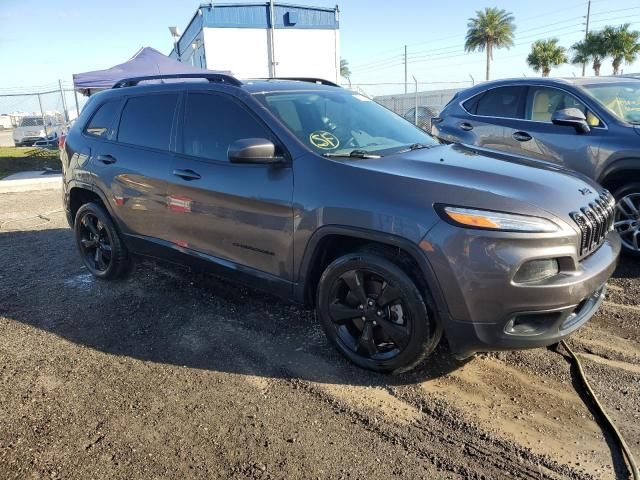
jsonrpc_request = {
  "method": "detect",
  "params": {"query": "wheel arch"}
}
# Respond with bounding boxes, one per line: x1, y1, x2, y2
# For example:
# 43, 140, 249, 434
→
598, 159, 640, 193
296, 226, 450, 319
68, 184, 121, 230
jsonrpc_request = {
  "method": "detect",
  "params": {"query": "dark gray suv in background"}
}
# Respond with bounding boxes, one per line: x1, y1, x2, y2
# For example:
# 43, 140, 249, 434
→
61, 74, 620, 373
432, 77, 640, 257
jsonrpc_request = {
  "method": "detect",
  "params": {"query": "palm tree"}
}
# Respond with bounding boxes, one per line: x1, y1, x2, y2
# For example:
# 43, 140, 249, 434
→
571, 32, 608, 76
340, 59, 352, 87
602, 24, 640, 75
465, 7, 516, 81
527, 39, 567, 77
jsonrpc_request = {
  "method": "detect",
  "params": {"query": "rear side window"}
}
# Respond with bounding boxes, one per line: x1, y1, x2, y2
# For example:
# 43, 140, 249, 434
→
84, 100, 121, 139
118, 94, 178, 150
182, 93, 272, 162
467, 86, 526, 119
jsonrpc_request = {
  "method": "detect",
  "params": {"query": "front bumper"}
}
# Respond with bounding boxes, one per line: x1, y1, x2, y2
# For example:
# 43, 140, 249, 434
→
421, 222, 620, 357
14, 136, 45, 146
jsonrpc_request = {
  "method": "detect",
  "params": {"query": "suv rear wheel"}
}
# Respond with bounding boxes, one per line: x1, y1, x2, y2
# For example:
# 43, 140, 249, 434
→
74, 202, 131, 279
613, 183, 640, 258
316, 251, 440, 373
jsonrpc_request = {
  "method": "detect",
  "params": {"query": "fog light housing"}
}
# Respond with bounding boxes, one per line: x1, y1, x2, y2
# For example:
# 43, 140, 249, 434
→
513, 259, 559, 283
504, 312, 563, 336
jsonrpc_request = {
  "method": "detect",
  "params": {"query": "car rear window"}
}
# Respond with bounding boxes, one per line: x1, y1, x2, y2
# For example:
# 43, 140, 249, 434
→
117, 94, 178, 150
84, 100, 121, 139
466, 86, 526, 119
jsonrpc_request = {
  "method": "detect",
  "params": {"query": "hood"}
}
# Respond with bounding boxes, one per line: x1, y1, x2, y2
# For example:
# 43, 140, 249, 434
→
634, 125, 640, 137
349, 144, 604, 227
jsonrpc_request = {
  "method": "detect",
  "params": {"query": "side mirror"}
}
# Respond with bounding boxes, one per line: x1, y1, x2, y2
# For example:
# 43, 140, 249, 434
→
551, 108, 590, 134
228, 138, 284, 164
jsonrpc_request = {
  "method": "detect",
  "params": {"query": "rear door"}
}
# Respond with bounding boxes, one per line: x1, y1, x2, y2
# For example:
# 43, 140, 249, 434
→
90, 92, 178, 242
167, 90, 294, 280
456, 86, 528, 155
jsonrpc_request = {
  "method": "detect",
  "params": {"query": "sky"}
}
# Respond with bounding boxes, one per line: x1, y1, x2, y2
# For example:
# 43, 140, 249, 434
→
1, 0, 639, 111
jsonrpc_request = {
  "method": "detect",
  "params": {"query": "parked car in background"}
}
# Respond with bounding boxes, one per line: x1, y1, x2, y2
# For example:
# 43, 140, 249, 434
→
432, 77, 640, 257
13, 115, 61, 146
403, 105, 437, 132
0, 115, 12, 130
62, 74, 619, 373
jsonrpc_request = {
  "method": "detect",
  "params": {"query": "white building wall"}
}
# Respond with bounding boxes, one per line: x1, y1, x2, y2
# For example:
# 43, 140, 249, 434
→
202, 27, 338, 82
203, 27, 270, 78
272, 29, 339, 83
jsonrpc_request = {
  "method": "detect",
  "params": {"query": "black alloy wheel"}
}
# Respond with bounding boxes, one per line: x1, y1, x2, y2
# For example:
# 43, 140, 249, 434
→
74, 202, 131, 279
317, 251, 440, 373
78, 213, 112, 272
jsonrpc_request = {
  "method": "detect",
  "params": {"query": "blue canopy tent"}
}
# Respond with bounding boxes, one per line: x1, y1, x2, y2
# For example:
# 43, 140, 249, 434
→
72, 46, 214, 96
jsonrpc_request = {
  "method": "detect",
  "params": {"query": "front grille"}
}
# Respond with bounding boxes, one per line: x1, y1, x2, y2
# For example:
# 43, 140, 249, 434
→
570, 191, 615, 258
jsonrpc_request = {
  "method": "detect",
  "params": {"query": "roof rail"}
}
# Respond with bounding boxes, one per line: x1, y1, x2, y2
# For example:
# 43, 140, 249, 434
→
112, 73, 242, 89
265, 77, 341, 87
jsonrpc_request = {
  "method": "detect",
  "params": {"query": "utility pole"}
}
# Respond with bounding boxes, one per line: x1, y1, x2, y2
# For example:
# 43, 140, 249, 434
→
269, 0, 277, 77
404, 45, 408, 94
58, 79, 69, 123
582, 0, 591, 76
37, 94, 48, 139
413, 75, 418, 126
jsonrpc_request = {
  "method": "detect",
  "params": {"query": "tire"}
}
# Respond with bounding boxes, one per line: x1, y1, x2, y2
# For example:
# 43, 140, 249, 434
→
74, 202, 131, 279
316, 251, 441, 374
612, 183, 640, 258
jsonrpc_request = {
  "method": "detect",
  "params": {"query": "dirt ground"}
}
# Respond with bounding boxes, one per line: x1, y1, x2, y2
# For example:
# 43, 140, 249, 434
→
0, 189, 638, 480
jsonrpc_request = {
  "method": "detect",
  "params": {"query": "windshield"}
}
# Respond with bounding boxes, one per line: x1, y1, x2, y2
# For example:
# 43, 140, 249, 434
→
255, 90, 437, 155
582, 82, 640, 124
19, 117, 44, 127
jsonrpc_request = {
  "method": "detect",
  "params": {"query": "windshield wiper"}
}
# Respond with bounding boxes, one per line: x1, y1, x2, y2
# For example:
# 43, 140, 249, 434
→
322, 149, 382, 159
396, 143, 436, 153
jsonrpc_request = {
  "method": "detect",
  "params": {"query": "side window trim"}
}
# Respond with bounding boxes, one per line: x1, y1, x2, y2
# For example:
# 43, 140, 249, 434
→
114, 92, 180, 153
178, 90, 288, 165
460, 84, 607, 129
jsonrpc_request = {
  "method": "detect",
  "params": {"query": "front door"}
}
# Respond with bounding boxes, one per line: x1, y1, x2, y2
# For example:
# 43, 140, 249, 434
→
167, 91, 294, 280
503, 86, 606, 178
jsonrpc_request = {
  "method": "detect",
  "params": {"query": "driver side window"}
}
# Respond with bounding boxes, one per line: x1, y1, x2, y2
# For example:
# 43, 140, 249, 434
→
526, 87, 601, 126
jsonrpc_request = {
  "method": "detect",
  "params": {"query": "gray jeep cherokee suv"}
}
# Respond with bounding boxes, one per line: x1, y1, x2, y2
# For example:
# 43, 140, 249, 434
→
61, 74, 620, 373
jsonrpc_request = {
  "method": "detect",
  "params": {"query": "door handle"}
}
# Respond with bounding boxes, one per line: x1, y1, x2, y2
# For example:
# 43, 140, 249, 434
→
512, 131, 532, 142
173, 168, 201, 181
96, 154, 116, 164
459, 122, 473, 131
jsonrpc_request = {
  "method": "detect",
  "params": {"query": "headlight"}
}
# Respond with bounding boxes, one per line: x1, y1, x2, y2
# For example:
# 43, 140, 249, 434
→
439, 206, 559, 233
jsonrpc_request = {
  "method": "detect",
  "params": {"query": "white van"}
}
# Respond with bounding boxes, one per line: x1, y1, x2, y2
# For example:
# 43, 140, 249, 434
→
0, 115, 12, 130
13, 116, 61, 147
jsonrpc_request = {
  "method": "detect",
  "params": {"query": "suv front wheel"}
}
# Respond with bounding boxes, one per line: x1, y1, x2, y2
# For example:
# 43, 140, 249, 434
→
316, 251, 441, 373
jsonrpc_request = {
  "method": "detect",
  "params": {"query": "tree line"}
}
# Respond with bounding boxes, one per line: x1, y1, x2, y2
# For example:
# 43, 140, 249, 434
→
465, 7, 640, 79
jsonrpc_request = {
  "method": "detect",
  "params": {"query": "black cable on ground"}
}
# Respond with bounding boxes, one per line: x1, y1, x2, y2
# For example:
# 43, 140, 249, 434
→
559, 340, 639, 480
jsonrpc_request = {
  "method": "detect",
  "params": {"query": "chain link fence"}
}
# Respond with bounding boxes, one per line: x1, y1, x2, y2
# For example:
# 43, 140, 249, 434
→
0, 81, 89, 146
344, 81, 473, 132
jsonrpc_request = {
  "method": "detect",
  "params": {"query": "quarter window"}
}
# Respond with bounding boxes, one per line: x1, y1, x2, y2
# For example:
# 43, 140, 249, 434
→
466, 86, 526, 119
182, 93, 272, 161
117, 94, 178, 150
84, 100, 121, 139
